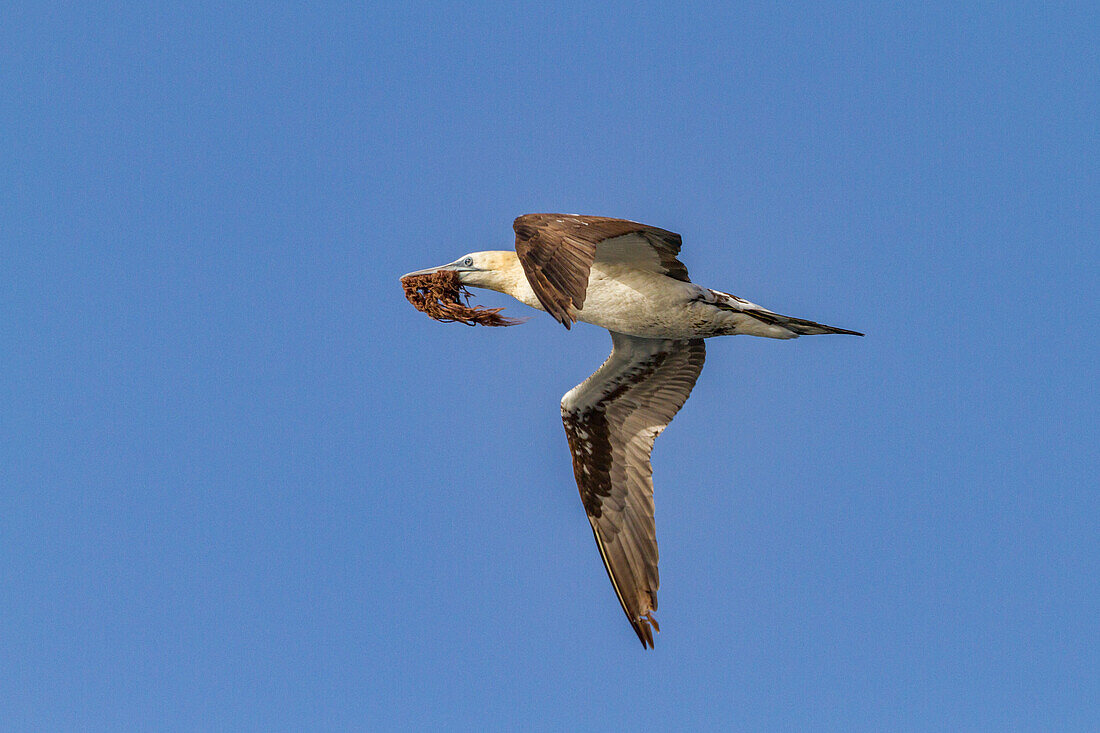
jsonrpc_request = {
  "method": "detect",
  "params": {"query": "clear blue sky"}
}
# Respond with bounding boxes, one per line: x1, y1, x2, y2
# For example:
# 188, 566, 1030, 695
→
2, 2, 1097, 730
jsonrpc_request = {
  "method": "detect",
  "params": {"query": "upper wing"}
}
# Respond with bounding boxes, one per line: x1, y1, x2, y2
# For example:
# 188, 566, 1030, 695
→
560, 332, 706, 648
514, 213, 691, 328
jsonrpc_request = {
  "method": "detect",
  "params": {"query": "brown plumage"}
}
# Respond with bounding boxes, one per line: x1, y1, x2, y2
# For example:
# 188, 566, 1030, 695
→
401, 270, 523, 327
513, 214, 690, 328
561, 334, 707, 648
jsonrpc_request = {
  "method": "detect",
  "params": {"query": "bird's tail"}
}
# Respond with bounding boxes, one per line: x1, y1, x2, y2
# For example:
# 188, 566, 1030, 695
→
705, 289, 863, 338
751, 311, 864, 336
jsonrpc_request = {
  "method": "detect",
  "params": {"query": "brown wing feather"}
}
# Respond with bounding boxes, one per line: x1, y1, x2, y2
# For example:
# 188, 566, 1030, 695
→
561, 333, 706, 647
514, 214, 691, 328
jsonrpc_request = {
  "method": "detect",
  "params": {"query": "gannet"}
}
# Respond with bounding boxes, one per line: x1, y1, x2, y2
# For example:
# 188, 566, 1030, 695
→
404, 213, 862, 648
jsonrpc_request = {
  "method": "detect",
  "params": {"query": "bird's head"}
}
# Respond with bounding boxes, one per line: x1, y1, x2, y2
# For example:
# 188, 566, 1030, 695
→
402, 251, 521, 294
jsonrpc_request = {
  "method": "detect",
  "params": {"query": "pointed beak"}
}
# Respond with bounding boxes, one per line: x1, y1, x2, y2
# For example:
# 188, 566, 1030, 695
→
401, 263, 458, 279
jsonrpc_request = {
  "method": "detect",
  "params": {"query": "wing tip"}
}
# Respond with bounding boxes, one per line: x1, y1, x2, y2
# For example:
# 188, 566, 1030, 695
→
633, 607, 655, 647
632, 611, 659, 649
588, 521, 660, 650
557, 308, 579, 329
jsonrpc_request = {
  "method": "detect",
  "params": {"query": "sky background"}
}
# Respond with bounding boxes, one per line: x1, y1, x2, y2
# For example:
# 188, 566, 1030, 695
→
2, 2, 1098, 730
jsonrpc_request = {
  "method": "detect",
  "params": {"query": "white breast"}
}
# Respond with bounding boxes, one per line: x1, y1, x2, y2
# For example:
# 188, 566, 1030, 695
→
574, 264, 703, 338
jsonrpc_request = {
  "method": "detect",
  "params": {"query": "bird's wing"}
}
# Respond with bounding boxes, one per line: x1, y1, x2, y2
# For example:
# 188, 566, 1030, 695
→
560, 332, 706, 648
513, 213, 691, 328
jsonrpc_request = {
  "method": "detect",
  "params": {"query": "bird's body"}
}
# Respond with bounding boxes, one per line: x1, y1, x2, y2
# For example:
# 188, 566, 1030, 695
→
403, 213, 861, 648
461, 250, 852, 340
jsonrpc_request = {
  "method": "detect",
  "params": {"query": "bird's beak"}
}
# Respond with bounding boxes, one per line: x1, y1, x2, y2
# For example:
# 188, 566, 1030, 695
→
401, 263, 458, 279
402, 259, 478, 279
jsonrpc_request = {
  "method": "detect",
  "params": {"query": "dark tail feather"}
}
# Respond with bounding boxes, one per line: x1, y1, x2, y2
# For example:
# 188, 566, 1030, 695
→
746, 309, 864, 336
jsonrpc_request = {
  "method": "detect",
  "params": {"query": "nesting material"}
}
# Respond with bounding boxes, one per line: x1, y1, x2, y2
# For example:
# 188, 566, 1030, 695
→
401, 270, 523, 327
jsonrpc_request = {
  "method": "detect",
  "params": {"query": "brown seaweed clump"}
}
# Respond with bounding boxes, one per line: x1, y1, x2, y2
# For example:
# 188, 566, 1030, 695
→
401, 269, 524, 327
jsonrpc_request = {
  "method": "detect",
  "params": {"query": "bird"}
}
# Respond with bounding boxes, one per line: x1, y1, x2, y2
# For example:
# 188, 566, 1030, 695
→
403, 213, 862, 648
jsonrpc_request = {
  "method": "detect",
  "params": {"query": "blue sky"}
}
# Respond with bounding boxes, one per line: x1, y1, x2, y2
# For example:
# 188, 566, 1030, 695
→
2, 2, 1097, 730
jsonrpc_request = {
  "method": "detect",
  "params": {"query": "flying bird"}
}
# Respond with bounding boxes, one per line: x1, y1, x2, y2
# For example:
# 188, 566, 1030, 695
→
403, 214, 862, 648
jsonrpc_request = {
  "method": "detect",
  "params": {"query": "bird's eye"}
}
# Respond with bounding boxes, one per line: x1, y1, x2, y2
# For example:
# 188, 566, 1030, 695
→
463, 257, 473, 267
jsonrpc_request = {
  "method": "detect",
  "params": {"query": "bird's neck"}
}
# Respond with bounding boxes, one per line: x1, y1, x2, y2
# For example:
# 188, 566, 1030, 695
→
468, 251, 544, 311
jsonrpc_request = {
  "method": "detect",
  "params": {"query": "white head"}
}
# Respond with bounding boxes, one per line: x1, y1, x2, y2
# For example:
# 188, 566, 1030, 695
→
402, 250, 523, 294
